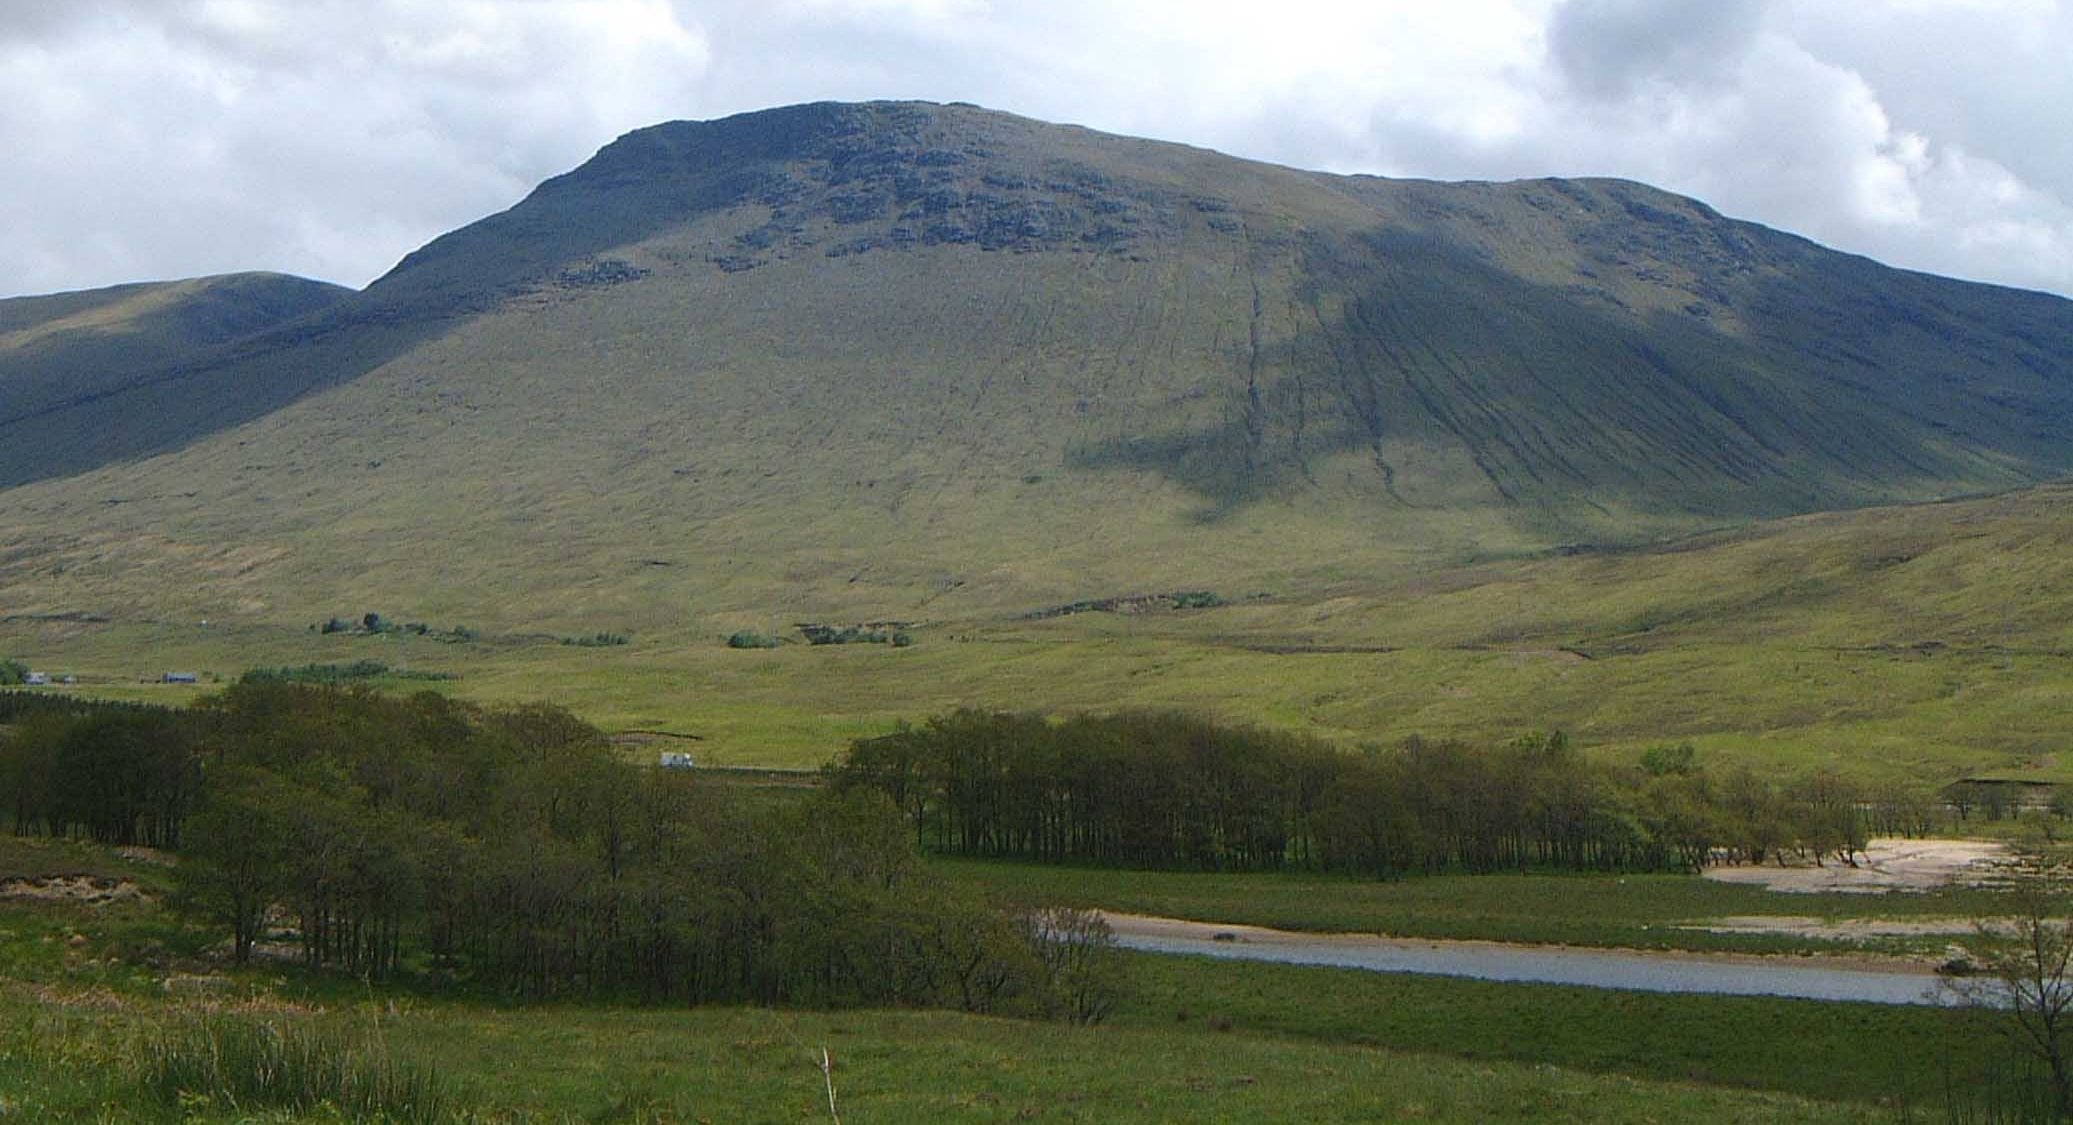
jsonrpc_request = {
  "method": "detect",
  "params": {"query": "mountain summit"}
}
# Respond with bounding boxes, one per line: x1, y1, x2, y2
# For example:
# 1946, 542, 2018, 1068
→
1, 101, 2069, 625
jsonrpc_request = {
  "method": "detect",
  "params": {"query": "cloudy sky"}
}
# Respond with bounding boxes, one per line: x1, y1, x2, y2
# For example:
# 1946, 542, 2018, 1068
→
4, 0, 2070, 299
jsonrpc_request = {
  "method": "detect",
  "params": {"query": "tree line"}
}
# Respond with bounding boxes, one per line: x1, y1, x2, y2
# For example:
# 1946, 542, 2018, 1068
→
1, 684, 1114, 1018
829, 709, 1939, 876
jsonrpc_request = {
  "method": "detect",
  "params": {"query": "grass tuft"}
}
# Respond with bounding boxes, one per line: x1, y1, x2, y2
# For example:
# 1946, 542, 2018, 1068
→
141, 1014, 451, 1123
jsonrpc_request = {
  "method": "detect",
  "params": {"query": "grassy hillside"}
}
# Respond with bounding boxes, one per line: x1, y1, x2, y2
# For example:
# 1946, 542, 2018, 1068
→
0, 101, 2067, 636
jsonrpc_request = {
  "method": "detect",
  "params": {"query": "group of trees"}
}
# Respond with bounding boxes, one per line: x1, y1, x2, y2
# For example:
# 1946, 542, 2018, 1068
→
1, 694, 197, 848
1, 684, 1114, 1018
830, 710, 1935, 877
239, 661, 454, 685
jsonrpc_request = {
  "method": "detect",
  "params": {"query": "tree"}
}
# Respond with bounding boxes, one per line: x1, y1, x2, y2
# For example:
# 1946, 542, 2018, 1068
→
1015, 905, 1123, 1025
1946, 893, 2073, 1118
177, 766, 297, 964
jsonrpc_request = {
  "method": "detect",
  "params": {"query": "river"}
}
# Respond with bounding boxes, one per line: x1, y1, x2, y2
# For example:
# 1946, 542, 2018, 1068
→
1105, 914, 1972, 1007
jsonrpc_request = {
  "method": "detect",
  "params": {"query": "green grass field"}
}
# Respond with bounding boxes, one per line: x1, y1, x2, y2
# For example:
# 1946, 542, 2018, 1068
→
1, 988, 1901, 1123
1111, 952, 1992, 1108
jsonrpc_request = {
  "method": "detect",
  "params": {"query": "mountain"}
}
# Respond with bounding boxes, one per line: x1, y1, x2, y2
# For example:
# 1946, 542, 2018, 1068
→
0, 100, 2069, 631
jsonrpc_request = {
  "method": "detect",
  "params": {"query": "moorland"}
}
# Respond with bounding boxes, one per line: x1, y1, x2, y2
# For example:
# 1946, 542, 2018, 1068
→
4, 100, 2073, 1120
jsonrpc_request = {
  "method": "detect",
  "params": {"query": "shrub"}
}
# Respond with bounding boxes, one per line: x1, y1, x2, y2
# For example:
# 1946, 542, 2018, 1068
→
726, 632, 784, 649
239, 661, 455, 685
1640, 743, 1697, 777
0, 659, 27, 686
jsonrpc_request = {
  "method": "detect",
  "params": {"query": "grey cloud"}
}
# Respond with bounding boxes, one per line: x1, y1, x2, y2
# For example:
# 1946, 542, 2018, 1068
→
1548, 0, 1769, 98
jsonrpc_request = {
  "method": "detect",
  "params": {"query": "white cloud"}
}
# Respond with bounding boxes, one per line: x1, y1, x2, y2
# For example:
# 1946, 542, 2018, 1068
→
1, 0, 2069, 298
0, 0, 711, 294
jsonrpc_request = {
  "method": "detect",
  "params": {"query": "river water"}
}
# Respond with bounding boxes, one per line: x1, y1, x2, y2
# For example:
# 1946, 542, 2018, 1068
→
1110, 918, 1969, 1006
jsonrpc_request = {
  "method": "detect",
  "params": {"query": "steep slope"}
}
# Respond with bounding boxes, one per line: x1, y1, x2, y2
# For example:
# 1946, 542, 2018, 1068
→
0, 101, 2068, 630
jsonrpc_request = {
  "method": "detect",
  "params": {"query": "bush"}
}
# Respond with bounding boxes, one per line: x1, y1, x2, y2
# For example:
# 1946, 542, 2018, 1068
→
726, 632, 784, 649
1640, 743, 1697, 777
798, 624, 902, 646
0, 659, 27, 686
562, 632, 630, 647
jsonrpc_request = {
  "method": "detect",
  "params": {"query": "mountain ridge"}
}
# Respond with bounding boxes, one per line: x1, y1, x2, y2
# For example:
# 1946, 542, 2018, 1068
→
0, 100, 2067, 629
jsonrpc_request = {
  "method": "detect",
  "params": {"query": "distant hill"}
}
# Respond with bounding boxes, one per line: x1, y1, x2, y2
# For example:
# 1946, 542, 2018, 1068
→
0, 272, 350, 487
0, 101, 2068, 630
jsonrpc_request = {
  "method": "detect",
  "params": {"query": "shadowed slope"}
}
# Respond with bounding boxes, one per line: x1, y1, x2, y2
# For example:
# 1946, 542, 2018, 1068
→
0, 272, 349, 422
0, 273, 364, 487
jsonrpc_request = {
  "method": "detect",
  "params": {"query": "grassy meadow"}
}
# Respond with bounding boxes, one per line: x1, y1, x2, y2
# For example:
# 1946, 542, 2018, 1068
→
1, 987, 1903, 1123
7, 482, 2071, 782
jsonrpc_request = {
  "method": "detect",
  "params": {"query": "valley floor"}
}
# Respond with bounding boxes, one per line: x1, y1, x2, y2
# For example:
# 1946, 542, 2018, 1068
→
7, 611, 2072, 784
9, 482, 2073, 784
0, 835, 2052, 1121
